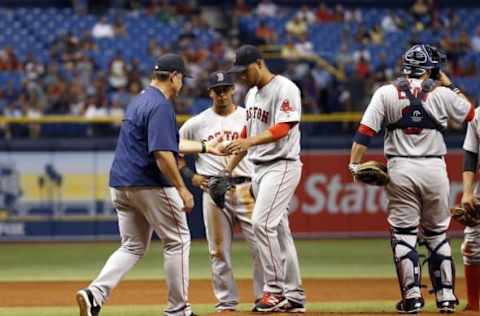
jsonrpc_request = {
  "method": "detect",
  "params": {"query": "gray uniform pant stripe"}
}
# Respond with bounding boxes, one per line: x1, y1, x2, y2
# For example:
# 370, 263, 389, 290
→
251, 160, 304, 298
89, 187, 191, 316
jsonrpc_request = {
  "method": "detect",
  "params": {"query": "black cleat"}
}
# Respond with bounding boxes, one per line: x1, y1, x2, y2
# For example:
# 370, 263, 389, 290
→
437, 300, 457, 314
76, 288, 101, 316
276, 300, 306, 313
396, 297, 424, 314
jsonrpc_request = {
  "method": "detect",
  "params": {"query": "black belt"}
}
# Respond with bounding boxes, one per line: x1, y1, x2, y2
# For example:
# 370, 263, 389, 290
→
387, 155, 443, 159
252, 158, 296, 165
206, 176, 251, 184
229, 176, 251, 184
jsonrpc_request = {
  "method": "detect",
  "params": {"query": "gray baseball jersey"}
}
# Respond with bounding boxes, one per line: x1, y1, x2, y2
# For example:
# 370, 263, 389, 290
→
361, 79, 471, 156
180, 107, 263, 311
244, 75, 301, 163
461, 108, 480, 265
242, 75, 305, 304
179, 107, 251, 177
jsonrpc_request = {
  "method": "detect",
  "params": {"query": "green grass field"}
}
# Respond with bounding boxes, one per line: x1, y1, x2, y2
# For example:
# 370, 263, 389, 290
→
0, 238, 466, 281
0, 238, 468, 315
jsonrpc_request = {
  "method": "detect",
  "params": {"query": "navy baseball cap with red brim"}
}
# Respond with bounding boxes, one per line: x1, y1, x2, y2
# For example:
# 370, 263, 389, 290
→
227, 45, 262, 73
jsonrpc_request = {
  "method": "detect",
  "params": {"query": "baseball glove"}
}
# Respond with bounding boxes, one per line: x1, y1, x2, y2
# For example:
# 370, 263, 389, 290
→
450, 206, 480, 227
208, 176, 232, 208
351, 161, 389, 186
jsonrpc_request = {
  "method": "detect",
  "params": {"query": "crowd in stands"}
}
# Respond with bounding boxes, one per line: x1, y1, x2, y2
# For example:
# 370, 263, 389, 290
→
0, 0, 479, 137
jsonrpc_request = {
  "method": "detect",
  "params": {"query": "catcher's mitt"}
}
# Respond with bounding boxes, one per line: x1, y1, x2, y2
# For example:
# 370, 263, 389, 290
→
208, 176, 232, 208
450, 206, 480, 227
351, 161, 389, 186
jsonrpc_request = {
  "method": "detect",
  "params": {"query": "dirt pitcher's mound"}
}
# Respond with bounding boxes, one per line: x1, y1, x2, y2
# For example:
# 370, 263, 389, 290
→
0, 278, 467, 307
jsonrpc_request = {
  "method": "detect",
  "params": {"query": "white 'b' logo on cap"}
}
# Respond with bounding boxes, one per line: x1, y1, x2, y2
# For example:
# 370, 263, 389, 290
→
216, 73, 224, 82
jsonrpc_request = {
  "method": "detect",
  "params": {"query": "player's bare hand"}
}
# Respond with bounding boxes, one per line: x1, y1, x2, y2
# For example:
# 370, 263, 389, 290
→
178, 186, 194, 212
205, 137, 228, 156
438, 71, 452, 86
461, 192, 479, 213
225, 138, 253, 155
192, 174, 208, 191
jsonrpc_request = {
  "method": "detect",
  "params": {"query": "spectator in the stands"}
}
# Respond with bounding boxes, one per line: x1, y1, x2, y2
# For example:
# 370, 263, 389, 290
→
286, 15, 308, 40
255, 20, 277, 44
92, 16, 115, 39
233, 0, 250, 17
24, 53, 44, 81
255, 0, 277, 17
369, 25, 384, 44
108, 53, 128, 91
472, 25, 480, 52
84, 95, 108, 118
344, 7, 362, 23
0, 47, 20, 71
282, 40, 300, 59
381, 11, 400, 32
295, 34, 314, 57
315, 3, 335, 23
113, 16, 128, 37
458, 31, 472, 53
333, 4, 345, 22
353, 44, 370, 63
410, 0, 430, 22
336, 44, 354, 71
374, 52, 394, 84
355, 56, 370, 78
296, 5, 316, 25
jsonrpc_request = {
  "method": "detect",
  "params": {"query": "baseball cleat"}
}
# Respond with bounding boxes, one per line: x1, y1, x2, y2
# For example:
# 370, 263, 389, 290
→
255, 292, 288, 312
437, 300, 457, 314
276, 300, 306, 313
251, 298, 261, 312
76, 288, 101, 316
395, 297, 424, 314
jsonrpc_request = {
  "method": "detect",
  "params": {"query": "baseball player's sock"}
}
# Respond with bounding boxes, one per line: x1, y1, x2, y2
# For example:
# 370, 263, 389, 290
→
465, 264, 480, 311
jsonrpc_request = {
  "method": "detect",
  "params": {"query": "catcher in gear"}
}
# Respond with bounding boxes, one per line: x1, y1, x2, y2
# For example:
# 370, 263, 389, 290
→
457, 106, 480, 311
349, 44, 474, 314
349, 161, 389, 186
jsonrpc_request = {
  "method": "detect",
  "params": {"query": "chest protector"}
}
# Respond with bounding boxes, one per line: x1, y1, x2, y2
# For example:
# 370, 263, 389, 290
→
386, 78, 444, 132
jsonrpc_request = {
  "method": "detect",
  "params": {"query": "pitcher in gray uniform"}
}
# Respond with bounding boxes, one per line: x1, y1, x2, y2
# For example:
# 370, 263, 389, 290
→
225, 45, 305, 313
178, 71, 263, 312
458, 107, 480, 311
349, 44, 474, 314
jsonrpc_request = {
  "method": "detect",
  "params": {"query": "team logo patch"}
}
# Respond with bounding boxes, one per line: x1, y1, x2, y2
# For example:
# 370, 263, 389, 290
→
411, 110, 422, 122
280, 99, 293, 113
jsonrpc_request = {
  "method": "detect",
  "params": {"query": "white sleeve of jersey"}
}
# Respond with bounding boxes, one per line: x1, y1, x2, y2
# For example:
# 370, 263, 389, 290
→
274, 82, 301, 123
360, 85, 387, 132
179, 117, 195, 140
463, 110, 479, 153
439, 87, 472, 125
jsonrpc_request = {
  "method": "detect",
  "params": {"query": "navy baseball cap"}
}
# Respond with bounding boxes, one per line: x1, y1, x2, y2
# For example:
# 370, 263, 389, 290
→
228, 45, 262, 73
154, 53, 191, 77
207, 71, 234, 90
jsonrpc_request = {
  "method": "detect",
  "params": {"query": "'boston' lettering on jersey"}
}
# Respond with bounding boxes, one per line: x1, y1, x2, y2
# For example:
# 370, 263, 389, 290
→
247, 106, 270, 123
205, 130, 240, 141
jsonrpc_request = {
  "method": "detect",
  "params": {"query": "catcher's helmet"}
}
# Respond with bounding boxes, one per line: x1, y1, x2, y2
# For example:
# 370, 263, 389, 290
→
401, 44, 446, 77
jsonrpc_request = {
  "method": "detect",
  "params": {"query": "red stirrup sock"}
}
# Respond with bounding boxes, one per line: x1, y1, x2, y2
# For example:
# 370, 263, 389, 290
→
465, 264, 480, 311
